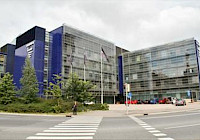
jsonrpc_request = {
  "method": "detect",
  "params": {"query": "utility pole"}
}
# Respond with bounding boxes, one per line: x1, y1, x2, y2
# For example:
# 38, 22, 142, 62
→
125, 83, 130, 115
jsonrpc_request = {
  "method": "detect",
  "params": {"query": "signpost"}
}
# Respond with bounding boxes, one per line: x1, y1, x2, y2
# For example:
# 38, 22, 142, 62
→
187, 90, 191, 97
128, 92, 132, 100
125, 83, 130, 115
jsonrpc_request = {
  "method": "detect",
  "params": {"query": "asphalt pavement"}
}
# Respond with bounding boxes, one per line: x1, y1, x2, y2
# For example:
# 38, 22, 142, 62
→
1, 102, 200, 140
0, 114, 69, 140
137, 110, 200, 140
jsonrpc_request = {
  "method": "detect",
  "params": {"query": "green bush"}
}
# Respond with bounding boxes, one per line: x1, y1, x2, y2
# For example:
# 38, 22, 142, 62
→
86, 103, 109, 111
0, 99, 109, 114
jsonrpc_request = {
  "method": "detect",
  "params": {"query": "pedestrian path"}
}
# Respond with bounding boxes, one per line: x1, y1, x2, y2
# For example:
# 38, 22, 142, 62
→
26, 116, 102, 140
129, 115, 174, 140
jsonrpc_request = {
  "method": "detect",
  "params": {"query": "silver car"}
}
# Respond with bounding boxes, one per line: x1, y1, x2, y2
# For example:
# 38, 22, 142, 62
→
175, 99, 186, 106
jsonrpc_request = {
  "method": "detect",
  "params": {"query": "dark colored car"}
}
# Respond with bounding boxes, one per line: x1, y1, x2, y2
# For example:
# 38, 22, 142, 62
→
144, 100, 150, 104
175, 99, 186, 106
137, 100, 143, 104
150, 98, 158, 104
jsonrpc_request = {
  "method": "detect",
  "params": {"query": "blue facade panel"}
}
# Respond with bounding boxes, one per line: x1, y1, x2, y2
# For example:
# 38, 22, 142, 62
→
49, 26, 63, 82
118, 56, 124, 94
0, 44, 16, 75
195, 40, 200, 99
33, 40, 45, 96
14, 56, 25, 88
14, 26, 45, 96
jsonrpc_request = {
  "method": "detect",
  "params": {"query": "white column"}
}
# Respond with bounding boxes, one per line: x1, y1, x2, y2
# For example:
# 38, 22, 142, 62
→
84, 64, 86, 81
101, 50, 103, 104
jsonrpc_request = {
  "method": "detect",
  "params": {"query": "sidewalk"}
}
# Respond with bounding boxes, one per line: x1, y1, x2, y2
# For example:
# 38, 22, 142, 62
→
80, 102, 200, 117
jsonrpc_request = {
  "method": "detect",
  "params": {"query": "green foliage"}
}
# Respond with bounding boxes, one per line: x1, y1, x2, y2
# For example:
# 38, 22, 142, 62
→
63, 73, 95, 103
45, 74, 62, 107
0, 73, 16, 105
20, 57, 39, 103
85, 103, 109, 110
0, 100, 109, 113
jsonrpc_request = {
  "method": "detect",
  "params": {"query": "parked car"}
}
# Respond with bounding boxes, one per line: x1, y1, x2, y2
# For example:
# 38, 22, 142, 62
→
159, 98, 167, 104
124, 100, 134, 104
137, 100, 143, 104
143, 100, 150, 104
83, 101, 95, 105
166, 97, 176, 104
175, 99, 186, 106
172, 98, 177, 104
150, 98, 158, 104
132, 100, 138, 104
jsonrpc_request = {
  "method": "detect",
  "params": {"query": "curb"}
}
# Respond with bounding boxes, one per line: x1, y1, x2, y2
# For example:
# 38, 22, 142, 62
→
130, 108, 200, 116
0, 112, 66, 117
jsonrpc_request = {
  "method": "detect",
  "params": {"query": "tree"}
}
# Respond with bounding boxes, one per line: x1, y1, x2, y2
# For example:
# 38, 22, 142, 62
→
20, 57, 39, 103
0, 73, 16, 105
45, 74, 62, 106
63, 73, 95, 103
78, 80, 95, 103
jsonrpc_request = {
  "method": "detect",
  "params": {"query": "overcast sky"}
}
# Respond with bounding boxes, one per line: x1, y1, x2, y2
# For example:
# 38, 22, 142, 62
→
1, 0, 200, 51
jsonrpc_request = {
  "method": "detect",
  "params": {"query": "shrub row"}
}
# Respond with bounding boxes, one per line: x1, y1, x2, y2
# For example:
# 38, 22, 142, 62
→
0, 99, 109, 113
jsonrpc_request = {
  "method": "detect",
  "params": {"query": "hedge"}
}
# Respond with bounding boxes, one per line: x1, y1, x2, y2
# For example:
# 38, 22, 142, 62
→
0, 99, 109, 113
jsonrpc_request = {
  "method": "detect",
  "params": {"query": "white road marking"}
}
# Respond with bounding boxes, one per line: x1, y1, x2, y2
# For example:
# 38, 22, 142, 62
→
141, 112, 200, 120
43, 129, 97, 132
27, 136, 93, 139
142, 125, 151, 128
165, 123, 200, 129
59, 123, 99, 126
27, 116, 102, 140
148, 130, 161, 133
49, 127, 97, 130
36, 133, 95, 136
153, 133, 167, 136
158, 138, 174, 140
62, 122, 100, 124
145, 128, 155, 130
54, 125, 98, 128
128, 115, 145, 124
139, 123, 148, 125
129, 115, 174, 140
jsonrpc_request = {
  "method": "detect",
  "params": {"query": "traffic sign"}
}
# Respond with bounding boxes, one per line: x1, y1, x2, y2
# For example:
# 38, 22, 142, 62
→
128, 92, 132, 98
187, 90, 191, 97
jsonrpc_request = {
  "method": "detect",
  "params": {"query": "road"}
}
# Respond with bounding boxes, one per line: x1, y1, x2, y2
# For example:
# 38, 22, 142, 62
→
137, 110, 200, 140
0, 114, 69, 140
1, 110, 200, 140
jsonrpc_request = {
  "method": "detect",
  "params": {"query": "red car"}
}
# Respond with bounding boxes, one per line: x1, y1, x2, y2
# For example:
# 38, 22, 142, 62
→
132, 100, 138, 104
159, 98, 167, 104
124, 100, 134, 104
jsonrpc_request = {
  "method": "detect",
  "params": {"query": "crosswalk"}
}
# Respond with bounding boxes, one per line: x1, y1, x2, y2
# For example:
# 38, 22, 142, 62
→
26, 116, 102, 140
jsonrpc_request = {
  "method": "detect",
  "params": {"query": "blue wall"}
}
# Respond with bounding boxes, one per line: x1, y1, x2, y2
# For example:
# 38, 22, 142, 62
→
33, 40, 45, 96
14, 27, 45, 96
49, 26, 63, 82
195, 40, 200, 99
0, 44, 16, 75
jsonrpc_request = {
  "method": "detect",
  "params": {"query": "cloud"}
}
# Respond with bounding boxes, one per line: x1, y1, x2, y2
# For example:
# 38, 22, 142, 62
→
1, 0, 200, 52
137, 6, 200, 49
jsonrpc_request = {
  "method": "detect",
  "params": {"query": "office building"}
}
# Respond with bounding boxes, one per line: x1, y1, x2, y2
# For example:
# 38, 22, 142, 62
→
120, 38, 200, 100
1, 25, 118, 103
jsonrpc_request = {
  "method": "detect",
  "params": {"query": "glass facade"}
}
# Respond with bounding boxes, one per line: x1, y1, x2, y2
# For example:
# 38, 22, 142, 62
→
0, 53, 6, 75
43, 32, 52, 89
62, 25, 117, 102
123, 38, 200, 100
